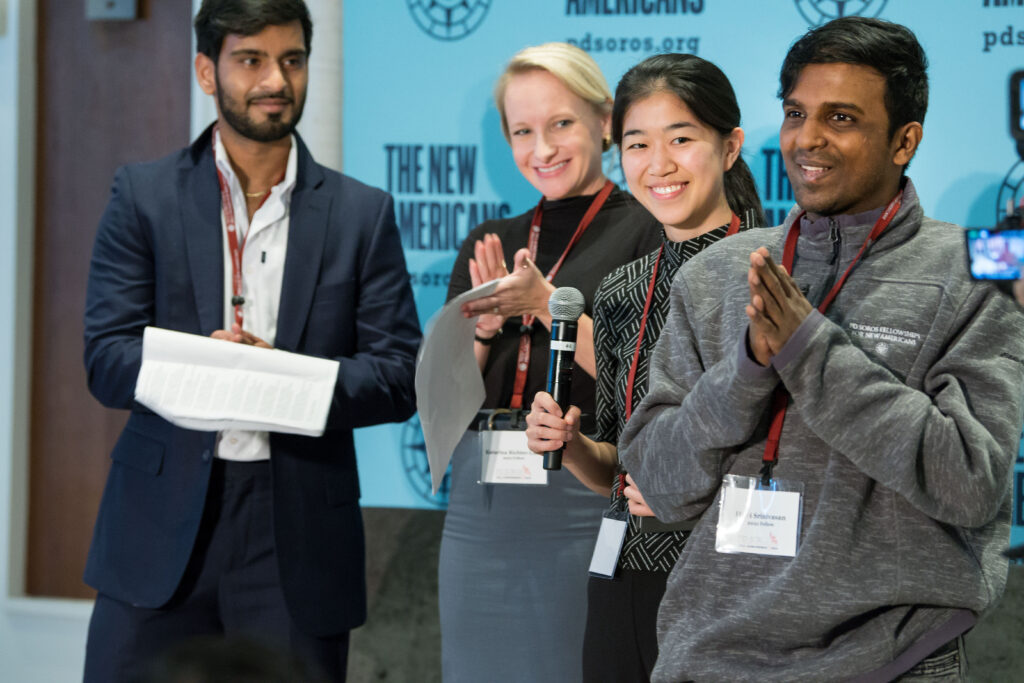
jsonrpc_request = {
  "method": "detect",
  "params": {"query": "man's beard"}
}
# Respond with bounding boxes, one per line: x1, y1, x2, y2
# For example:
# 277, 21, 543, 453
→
216, 75, 305, 143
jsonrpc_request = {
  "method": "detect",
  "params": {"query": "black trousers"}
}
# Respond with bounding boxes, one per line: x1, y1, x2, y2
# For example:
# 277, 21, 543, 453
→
582, 568, 669, 683
83, 459, 349, 682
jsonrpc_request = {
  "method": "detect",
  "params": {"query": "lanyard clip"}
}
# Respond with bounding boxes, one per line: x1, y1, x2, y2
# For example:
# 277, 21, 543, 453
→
759, 461, 774, 488
231, 295, 245, 306
486, 408, 526, 431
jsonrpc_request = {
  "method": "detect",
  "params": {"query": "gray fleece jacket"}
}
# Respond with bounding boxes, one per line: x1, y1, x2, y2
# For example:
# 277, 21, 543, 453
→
619, 180, 1024, 683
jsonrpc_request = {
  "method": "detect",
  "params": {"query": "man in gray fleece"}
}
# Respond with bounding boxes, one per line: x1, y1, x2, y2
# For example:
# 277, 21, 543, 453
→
619, 17, 1024, 683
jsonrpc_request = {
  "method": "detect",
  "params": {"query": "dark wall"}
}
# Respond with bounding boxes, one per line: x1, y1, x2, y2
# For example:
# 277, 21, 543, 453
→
348, 509, 443, 682
969, 563, 1024, 679
29, 1, 193, 598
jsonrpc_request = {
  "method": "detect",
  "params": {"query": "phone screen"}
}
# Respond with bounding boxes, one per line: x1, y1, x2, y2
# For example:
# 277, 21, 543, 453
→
966, 228, 1024, 280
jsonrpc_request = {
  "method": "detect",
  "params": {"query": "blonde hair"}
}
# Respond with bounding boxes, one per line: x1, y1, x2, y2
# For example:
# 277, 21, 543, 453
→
494, 42, 613, 142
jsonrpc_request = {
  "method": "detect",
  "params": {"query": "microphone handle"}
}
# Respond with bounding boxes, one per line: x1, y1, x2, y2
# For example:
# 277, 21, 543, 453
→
543, 320, 577, 470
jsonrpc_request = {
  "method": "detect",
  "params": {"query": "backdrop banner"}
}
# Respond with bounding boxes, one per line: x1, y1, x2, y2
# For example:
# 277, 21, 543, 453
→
343, 0, 1024, 550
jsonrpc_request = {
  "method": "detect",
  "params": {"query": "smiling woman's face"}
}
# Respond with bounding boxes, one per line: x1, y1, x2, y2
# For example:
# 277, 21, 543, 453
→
503, 69, 610, 200
620, 91, 739, 241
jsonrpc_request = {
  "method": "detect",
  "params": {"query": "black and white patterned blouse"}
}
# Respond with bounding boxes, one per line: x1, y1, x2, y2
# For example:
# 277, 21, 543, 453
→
592, 213, 755, 572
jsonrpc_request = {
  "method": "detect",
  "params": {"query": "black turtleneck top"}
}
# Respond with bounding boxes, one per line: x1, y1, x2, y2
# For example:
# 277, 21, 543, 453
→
447, 186, 661, 414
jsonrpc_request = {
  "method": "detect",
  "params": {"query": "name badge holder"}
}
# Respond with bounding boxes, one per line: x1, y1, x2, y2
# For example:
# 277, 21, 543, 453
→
589, 505, 629, 579
715, 474, 804, 558
478, 409, 548, 486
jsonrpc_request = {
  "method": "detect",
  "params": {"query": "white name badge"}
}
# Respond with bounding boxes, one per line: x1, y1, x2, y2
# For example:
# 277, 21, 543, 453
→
478, 430, 548, 485
589, 509, 629, 578
715, 474, 803, 558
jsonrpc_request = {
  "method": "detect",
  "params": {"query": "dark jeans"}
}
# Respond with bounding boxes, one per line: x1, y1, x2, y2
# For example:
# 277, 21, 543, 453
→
893, 636, 968, 682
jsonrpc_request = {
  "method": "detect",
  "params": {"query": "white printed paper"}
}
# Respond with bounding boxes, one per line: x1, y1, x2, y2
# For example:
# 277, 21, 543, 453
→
134, 327, 339, 437
415, 279, 500, 494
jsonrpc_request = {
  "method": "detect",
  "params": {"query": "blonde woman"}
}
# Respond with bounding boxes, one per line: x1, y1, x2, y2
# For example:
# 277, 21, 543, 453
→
439, 43, 660, 682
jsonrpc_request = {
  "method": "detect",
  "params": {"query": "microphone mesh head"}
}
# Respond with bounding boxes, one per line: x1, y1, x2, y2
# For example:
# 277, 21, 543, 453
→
548, 287, 586, 321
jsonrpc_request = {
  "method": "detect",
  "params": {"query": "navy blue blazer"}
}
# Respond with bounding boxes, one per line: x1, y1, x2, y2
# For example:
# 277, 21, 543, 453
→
82, 126, 420, 636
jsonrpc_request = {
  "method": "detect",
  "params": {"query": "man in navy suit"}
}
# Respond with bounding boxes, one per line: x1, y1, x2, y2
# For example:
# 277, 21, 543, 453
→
81, 1, 420, 680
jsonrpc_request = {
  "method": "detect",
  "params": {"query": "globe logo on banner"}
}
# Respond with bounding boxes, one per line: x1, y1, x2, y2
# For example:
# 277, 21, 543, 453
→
794, 0, 888, 27
407, 0, 491, 41
402, 415, 450, 507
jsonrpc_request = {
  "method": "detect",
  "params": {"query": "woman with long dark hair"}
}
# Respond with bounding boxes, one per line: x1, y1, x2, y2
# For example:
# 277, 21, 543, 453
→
526, 53, 764, 681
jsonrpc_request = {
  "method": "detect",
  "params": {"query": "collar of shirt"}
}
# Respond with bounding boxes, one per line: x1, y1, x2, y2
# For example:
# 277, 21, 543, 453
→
799, 205, 886, 241
661, 222, 734, 271
213, 128, 298, 242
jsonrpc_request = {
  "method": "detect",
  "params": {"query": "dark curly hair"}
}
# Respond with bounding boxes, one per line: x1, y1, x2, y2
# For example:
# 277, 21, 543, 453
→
194, 0, 312, 62
779, 16, 928, 139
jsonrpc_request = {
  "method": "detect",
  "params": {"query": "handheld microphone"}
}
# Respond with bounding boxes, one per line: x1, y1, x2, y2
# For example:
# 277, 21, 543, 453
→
543, 287, 586, 470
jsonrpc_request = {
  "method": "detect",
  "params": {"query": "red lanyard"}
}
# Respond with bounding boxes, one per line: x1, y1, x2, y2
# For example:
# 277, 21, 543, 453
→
212, 127, 283, 329
759, 192, 903, 484
508, 179, 615, 409
624, 213, 741, 420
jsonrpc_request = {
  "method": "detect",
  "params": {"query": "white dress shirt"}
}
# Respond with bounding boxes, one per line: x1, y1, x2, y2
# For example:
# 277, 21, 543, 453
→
213, 129, 298, 461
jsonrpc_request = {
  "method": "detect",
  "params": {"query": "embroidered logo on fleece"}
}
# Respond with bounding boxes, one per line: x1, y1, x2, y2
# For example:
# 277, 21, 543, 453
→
848, 322, 922, 356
